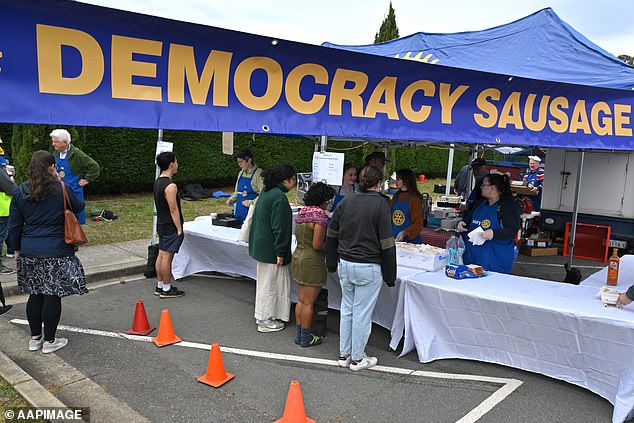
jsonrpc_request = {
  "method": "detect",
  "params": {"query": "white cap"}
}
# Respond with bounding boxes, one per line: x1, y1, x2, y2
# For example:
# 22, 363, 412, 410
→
528, 155, 541, 163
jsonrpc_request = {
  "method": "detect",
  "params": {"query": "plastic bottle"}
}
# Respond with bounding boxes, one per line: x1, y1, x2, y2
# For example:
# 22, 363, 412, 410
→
607, 248, 620, 286
456, 235, 465, 265
446, 234, 464, 265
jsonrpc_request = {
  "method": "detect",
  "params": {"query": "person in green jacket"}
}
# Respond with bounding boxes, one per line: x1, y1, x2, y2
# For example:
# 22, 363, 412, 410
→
50, 129, 100, 224
248, 164, 296, 333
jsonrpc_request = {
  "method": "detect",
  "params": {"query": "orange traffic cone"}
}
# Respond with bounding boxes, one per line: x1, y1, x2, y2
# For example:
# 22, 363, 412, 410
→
151, 309, 181, 347
275, 380, 315, 423
127, 300, 155, 335
197, 343, 234, 388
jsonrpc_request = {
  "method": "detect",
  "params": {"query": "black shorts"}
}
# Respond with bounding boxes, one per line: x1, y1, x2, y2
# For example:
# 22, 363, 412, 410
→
158, 232, 184, 253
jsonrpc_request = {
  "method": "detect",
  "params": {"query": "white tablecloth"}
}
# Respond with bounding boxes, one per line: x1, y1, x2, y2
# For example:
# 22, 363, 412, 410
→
389, 269, 634, 423
174, 219, 634, 422
580, 255, 634, 290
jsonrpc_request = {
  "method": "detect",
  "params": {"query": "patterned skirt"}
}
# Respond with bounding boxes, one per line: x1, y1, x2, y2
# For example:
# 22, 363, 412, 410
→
17, 255, 88, 297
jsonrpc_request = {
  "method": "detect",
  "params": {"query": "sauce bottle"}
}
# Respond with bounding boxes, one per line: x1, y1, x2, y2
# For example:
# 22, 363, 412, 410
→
607, 248, 620, 286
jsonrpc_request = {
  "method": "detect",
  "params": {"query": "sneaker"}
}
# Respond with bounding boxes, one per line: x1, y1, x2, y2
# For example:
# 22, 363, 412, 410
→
349, 355, 378, 372
300, 333, 322, 348
257, 319, 285, 333
0, 265, 15, 275
154, 287, 162, 296
42, 338, 68, 354
159, 286, 185, 298
29, 337, 44, 352
337, 355, 352, 368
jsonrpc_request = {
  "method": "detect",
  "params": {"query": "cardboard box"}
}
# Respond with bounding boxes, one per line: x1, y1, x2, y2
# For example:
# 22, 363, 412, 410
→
519, 246, 558, 256
434, 208, 459, 219
512, 185, 538, 196
523, 238, 552, 248
397, 248, 448, 271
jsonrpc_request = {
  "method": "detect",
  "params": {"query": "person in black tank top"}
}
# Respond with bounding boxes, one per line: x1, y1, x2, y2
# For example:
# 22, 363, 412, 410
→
153, 152, 185, 298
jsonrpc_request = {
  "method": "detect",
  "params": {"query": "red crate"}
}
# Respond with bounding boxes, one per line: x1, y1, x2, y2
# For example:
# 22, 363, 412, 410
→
563, 222, 611, 262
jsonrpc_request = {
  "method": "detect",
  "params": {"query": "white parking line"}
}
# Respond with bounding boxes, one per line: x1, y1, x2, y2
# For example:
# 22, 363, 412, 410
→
10, 318, 522, 422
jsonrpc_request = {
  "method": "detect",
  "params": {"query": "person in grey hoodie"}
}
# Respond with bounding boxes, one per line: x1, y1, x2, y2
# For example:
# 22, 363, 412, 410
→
326, 165, 396, 372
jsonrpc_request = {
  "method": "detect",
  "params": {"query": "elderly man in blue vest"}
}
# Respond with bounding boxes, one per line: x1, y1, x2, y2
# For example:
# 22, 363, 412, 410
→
50, 129, 100, 224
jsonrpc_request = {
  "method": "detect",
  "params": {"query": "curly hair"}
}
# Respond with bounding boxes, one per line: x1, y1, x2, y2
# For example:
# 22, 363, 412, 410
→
358, 165, 383, 191
262, 164, 296, 190
28, 150, 58, 202
303, 182, 335, 207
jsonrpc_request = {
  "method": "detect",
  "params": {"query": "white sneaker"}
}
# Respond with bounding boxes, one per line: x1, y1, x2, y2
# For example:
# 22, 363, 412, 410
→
28, 337, 44, 351
337, 355, 352, 368
42, 338, 68, 354
257, 320, 284, 333
349, 355, 378, 372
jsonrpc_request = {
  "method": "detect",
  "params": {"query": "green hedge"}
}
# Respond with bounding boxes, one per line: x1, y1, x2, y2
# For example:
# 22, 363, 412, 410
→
6, 124, 508, 195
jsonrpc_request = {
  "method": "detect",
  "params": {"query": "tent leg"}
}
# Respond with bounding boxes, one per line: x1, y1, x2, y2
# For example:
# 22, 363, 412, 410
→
445, 144, 455, 196
563, 150, 584, 284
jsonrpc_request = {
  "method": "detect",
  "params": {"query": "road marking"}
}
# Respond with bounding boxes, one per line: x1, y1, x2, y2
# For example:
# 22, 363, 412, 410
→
10, 318, 522, 423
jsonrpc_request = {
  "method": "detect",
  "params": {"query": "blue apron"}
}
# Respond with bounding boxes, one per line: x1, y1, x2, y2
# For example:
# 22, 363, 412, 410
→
234, 167, 258, 224
463, 201, 515, 274
56, 152, 86, 224
332, 185, 355, 211
391, 191, 421, 244
522, 171, 541, 211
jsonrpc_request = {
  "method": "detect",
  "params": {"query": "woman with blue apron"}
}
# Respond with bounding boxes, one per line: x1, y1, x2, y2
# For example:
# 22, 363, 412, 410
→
56, 154, 86, 224
389, 169, 424, 244
391, 191, 422, 244
460, 173, 519, 274
234, 167, 258, 223
227, 150, 263, 224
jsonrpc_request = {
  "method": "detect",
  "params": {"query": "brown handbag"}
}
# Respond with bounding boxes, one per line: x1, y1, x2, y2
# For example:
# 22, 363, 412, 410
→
61, 182, 88, 246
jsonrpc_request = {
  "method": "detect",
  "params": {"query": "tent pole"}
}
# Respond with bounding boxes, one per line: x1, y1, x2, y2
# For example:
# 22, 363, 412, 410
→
567, 149, 585, 268
151, 129, 163, 245
320, 135, 327, 153
445, 144, 455, 196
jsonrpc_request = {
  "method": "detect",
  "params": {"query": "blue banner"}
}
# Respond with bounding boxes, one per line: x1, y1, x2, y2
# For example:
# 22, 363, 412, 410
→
0, 0, 632, 150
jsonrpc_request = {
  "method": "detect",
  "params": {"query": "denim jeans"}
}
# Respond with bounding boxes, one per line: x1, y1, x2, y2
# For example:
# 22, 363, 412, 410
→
337, 259, 382, 362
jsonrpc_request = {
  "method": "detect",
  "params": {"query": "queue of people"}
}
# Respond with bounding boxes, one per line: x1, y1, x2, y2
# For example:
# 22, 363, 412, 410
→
5, 138, 549, 370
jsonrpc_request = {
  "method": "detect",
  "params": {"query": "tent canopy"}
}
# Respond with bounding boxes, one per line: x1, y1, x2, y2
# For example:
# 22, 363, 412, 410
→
1, 1, 632, 150
323, 8, 634, 90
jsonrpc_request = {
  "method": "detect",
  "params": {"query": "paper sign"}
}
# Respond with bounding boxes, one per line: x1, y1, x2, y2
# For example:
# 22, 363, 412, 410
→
312, 152, 345, 185
155, 141, 173, 163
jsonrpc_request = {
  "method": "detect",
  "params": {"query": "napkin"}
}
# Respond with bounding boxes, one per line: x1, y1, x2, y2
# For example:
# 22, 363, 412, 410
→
468, 226, 486, 245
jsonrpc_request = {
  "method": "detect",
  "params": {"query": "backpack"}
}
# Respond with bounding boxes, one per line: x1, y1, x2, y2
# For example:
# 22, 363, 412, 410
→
90, 208, 118, 221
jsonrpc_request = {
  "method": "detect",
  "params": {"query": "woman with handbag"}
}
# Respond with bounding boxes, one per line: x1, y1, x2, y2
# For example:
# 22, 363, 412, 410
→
8, 151, 87, 354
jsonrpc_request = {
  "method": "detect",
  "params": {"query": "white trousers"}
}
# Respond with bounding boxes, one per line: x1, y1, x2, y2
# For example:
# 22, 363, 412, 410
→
254, 261, 291, 322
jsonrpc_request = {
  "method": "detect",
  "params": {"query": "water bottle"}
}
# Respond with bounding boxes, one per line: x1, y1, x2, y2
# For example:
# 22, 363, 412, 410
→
456, 235, 465, 265
446, 234, 459, 265
446, 234, 465, 266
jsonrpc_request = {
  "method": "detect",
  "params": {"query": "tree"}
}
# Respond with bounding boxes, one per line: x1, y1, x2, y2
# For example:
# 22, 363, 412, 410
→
374, 2, 399, 44
618, 54, 634, 66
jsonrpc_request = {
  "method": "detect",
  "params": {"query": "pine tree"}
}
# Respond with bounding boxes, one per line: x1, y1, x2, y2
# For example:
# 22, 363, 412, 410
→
374, 2, 399, 44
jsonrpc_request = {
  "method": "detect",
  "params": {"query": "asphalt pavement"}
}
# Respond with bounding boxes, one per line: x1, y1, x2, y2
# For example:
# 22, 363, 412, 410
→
0, 240, 618, 423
